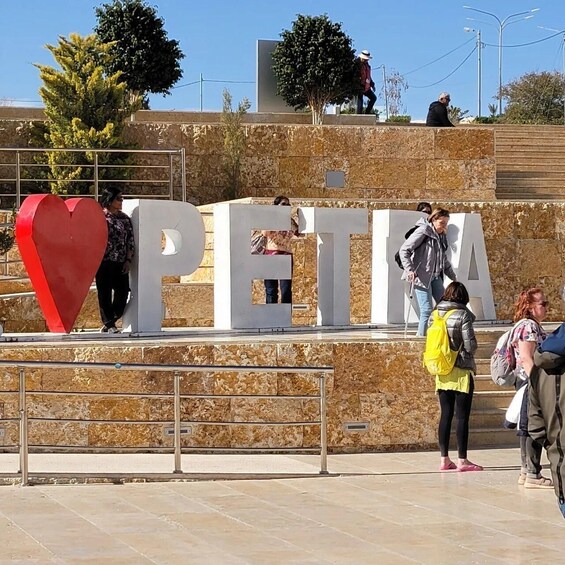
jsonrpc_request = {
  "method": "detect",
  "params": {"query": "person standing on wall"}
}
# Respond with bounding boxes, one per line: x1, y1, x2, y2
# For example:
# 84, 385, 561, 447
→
399, 208, 457, 337
262, 195, 299, 304
426, 92, 454, 127
95, 187, 135, 333
356, 50, 377, 115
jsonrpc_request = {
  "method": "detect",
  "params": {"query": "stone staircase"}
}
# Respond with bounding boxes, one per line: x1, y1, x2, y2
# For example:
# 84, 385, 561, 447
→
495, 125, 565, 200
466, 331, 517, 449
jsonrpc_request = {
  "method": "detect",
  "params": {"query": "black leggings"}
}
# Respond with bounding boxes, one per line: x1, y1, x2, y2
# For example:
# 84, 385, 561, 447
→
438, 376, 475, 458
95, 260, 130, 328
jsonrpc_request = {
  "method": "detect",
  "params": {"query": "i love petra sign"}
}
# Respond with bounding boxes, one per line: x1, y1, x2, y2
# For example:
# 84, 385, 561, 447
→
15, 196, 496, 334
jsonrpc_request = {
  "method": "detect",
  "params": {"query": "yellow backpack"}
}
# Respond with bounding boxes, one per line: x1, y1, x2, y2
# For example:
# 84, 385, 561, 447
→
423, 310, 459, 376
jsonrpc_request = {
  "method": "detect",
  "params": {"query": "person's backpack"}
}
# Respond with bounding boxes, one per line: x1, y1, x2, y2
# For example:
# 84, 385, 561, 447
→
423, 310, 459, 376
490, 321, 522, 387
250, 231, 266, 255
394, 225, 418, 269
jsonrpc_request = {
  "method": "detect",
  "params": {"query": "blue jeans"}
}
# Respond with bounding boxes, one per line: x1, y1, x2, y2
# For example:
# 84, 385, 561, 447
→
559, 500, 565, 519
414, 277, 445, 336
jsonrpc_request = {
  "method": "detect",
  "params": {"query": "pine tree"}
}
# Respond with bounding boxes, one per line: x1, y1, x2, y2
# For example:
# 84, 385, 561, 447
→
35, 33, 138, 195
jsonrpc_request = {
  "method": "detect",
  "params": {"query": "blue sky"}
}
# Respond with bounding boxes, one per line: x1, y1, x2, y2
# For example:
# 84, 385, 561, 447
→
1, 0, 564, 121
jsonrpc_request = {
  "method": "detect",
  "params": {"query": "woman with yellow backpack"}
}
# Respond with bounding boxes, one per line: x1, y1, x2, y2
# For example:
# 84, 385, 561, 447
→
428, 281, 482, 472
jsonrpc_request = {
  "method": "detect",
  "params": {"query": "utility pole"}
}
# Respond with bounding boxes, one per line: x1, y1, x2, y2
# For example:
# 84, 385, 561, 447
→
382, 65, 389, 121
199, 73, 203, 112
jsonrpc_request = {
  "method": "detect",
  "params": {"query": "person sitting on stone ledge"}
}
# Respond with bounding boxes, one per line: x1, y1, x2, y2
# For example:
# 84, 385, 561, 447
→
426, 92, 454, 127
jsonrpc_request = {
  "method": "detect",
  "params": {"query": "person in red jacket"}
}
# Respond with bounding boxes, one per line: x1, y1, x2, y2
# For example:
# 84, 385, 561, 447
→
356, 50, 376, 114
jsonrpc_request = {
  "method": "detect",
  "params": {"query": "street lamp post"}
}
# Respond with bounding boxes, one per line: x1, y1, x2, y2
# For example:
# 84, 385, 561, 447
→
463, 6, 539, 115
464, 27, 482, 118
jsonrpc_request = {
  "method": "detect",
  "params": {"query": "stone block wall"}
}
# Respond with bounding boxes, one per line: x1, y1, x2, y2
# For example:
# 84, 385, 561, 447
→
0, 338, 438, 453
122, 123, 496, 204
0, 119, 496, 204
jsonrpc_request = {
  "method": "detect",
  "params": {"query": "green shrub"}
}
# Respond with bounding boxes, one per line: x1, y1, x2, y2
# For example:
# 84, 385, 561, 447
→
474, 116, 500, 124
385, 115, 411, 123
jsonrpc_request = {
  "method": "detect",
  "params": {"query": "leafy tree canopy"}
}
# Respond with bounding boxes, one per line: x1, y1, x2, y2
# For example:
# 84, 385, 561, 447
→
501, 71, 564, 124
271, 14, 358, 124
94, 0, 184, 98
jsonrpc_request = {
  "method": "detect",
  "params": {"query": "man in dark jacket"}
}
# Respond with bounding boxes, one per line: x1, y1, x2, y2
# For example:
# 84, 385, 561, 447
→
529, 322, 565, 518
356, 50, 376, 114
426, 92, 454, 127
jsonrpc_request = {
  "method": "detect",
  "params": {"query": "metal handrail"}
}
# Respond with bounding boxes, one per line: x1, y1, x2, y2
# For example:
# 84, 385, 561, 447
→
0, 359, 332, 485
0, 147, 186, 207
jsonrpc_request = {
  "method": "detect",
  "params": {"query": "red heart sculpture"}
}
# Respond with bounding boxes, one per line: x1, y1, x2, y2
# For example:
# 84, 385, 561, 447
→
16, 195, 108, 333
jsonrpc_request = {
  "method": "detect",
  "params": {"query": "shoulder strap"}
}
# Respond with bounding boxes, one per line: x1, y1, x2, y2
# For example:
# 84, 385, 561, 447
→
439, 309, 462, 351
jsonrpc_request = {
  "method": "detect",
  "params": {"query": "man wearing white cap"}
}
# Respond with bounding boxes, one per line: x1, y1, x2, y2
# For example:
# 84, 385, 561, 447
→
426, 92, 454, 127
356, 50, 376, 114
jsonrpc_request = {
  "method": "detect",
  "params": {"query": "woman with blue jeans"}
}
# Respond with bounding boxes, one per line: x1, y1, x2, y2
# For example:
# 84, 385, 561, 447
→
399, 208, 457, 336
262, 195, 298, 304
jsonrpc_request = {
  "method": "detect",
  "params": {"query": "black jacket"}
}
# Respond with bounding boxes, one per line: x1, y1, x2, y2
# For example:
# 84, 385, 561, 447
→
426, 101, 454, 127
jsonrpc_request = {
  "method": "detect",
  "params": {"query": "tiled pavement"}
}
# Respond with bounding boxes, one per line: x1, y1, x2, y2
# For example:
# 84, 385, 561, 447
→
0, 447, 563, 564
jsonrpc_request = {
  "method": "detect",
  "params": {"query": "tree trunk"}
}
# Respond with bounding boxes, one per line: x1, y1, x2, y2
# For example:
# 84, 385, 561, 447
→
310, 103, 324, 125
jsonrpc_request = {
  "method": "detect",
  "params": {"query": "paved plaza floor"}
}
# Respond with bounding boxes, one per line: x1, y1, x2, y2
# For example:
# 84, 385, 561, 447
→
0, 447, 563, 564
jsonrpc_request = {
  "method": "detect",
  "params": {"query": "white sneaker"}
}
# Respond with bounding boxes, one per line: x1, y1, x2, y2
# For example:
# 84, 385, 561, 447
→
107, 326, 120, 334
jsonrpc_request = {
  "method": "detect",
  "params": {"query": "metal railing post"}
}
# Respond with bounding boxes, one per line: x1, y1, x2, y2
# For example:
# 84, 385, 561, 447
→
168, 153, 174, 200
173, 371, 183, 473
94, 153, 99, 202
180, 148, 187, 202
18, 367, 29, 486
15, 151, 21, 208
319, 374, 328, 474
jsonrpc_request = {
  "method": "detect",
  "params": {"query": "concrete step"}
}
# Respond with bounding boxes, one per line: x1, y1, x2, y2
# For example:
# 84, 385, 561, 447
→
469, 407, 507, 428
497, 149, 565, 154
497, 165, 565, 172
496, 188, 565, 202
496, 174, 565, 186
497, 168, 565, 176
472, 390, 514, 410
467, 427, 517, 449
474, 374, 504, 393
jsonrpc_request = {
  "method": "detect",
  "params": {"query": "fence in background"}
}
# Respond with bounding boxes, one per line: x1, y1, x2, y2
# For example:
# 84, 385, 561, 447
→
0, 147, 188, 280
0, 147, 187, 208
